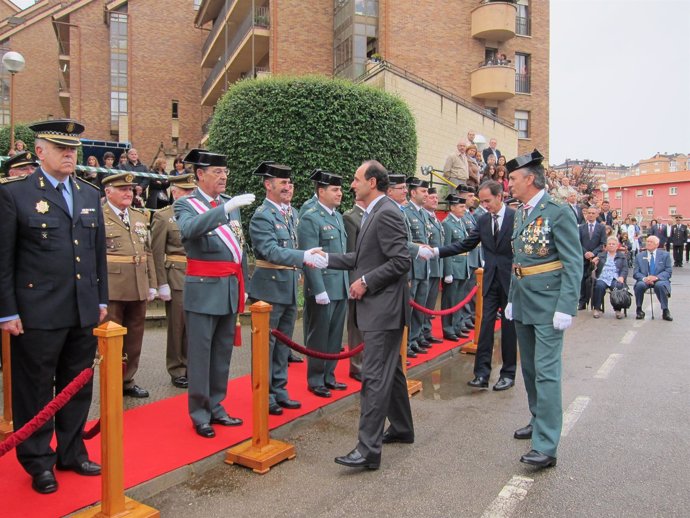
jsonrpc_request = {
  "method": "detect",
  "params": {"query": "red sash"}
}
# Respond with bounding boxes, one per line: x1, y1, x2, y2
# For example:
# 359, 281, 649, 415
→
186, 259, 245, 314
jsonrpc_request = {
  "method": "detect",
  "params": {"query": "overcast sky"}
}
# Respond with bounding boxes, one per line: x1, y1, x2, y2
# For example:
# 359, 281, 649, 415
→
550, 0, 690, 166
11, 1, 689, 167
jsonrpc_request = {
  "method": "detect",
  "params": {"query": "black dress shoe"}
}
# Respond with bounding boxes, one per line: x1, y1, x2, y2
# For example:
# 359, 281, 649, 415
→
32, 470, 58, 494
349, 372, 362, 382
457, 329, 470, 338
308, 386, 332, 398
520, 449, 557, 468
287, 353, 304, 363
663, 309, 673, 321
412, 344, 428, 354
382, 430, 415, 444
407, 348, 418, 358
195, 423, 215, 438
467, 376, 489, 388
464, 322, 475, 330
277, 399, 301, 409
268, 403, 284, 416
326, 381, 347, 391
427, 336, 444, 344
443, 333, 459, 341
513, 424, 533, 440
211, 415, 243, 426
123, 384, 149, 398
417, 338, 431, 348
577, 303, 586, 311
636, 308, 645, 320
56, 459, 101, 476
334, 449, 380, 470
493, 378, 515, 391
172, 376, 188, 389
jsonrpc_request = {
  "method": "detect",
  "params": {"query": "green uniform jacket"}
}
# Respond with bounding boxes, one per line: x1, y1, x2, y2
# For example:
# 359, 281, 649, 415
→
297, 204, 349, 299
425, 210, 444, 278
463, 211, 482, 268
509, 192, 581, 324
404, 203, 430, 280
248, 199, 303, 305
298, 194, 318, 219
442, 214, 469, 279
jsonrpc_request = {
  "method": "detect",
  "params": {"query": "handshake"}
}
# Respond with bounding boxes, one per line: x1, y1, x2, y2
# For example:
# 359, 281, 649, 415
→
303, 248, 328, 269
417, 245, 438, 261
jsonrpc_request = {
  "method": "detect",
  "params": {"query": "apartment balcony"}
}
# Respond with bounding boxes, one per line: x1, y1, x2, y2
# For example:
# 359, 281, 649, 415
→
471, 1, 517, 42
201, 7, 270, 107
470, 65, 515, 101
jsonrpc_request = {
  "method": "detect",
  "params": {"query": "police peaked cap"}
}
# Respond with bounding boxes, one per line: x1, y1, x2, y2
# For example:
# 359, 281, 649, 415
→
252, 161, 292, 178
169, 173, 196, 189
2, 151, 38, 173
29, 119, 84, 147
406, 177, 430, 189
505, 149, 544, 174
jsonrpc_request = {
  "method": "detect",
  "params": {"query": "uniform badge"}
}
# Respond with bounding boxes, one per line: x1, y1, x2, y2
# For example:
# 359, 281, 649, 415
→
66, 122, 75, 133
538, 247, 549, 257
36, 200, 50, 214
125, 174, 134, 183
524, 244, 534, 255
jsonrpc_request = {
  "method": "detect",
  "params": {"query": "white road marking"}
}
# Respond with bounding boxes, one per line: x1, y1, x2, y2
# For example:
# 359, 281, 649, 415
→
594, 353, 623, 379
620, 330, 636, 343
481, 475, 534, 518
561, 396, 590, 437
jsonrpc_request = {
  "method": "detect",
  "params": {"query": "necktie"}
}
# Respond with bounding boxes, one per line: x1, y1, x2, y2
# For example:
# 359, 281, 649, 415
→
56, 182, 72, 216
589, 223, 594, 239
361, 210, 369, 228
493, 214, 500, 243
522, 203, 532, 219
649, 253, 655, 275
210, 199, 218, 208
119, 211, 130, 230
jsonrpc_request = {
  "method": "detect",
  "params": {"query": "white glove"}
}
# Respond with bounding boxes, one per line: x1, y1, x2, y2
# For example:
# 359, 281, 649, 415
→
417, 246, 435, 260
304, 249, 328, 269
553, 311, 572, 331
504, 302, 513, 320
158, 284, 172, 301
244, 292, 249, 304
224, 193, 256, 214
315, 291, 330, 305
444, 275, 453, 284
147, 288, 158, 302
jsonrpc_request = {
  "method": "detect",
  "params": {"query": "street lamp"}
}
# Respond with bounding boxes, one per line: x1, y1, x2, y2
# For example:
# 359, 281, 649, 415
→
2, 51, 26, 152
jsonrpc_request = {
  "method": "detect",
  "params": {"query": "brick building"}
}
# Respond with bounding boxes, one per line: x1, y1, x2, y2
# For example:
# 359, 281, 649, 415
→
631, 152, 689, 175
607, 171, 690, 223
1, 0, 206, 166
196, 0, 549, 158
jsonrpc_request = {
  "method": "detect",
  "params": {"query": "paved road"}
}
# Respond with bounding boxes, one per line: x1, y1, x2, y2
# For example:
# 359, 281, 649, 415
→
139, 267, 690, 517
3, 269, 689, 517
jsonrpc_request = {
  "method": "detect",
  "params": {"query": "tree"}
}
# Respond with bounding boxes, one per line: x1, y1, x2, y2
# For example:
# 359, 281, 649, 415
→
208, 75, 417, 241
0, 124, 36, 156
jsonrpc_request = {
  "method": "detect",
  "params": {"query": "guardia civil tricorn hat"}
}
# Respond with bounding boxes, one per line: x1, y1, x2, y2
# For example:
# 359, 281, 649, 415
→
505, 149, 544, 174
252, 161, 292, 179
313, 170, 343, 186
29, 119, 84, 147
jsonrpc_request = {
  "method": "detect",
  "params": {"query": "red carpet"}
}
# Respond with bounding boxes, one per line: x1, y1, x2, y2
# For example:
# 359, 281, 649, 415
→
0, 319, 475, 517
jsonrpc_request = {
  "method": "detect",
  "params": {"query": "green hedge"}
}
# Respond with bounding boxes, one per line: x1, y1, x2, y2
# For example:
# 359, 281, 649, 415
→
0, 124, 36, 156
208, 75, 417, 236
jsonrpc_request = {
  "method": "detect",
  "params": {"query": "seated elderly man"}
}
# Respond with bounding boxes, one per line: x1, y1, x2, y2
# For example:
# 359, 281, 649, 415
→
591, 236, 629, 319
632, 235, 673, 321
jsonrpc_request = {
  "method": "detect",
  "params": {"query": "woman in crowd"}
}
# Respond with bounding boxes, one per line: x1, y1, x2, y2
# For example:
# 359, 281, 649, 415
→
591, 236, 629, 319
145, 157, 171, 209
495, 165, 509, 193
171, 156, 186, 176
466, 144, 481, 187
482, 164, 496, 183
82, 155, 101, 187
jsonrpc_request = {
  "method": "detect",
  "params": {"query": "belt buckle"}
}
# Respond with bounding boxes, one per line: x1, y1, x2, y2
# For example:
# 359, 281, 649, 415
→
134, 255, 141, 265
513, 265, 523, 279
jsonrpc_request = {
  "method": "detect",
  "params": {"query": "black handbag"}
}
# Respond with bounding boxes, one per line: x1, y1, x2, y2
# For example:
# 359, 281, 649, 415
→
610, 286, 632, 310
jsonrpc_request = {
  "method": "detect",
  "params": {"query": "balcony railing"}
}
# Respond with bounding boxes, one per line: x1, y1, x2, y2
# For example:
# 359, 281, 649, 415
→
201, 8, 269, 96
515, 15, 530, 36
201, 0, 237, 58
515, 72, 530, 93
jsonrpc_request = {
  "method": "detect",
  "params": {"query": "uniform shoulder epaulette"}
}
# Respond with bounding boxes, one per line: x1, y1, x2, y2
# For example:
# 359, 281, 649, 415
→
130, 207, 146, 215
255, 204, 267, 214
219, 193, 232, 200
548, 197, 565, 207
304, 206, 318, 216
75, 177, 100, 190
0, 175, 28, 185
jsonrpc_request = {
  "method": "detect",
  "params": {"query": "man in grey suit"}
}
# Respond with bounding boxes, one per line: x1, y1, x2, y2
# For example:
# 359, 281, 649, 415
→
174, 149, 255, 438
343, 199, 366, 381
633, 235, 673, 321
323, 160, 414, 470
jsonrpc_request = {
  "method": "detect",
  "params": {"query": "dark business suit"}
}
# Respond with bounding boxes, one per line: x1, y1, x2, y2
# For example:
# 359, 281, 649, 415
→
578, 221, 607, 307
633, 249, 672, 310
649, 224, 668, 249
670, 224, 688, 266
482, 147, 502, 164
567, 203, 584, 225
328, 195, 413, 460
343, 204, 366, 377
439, 207, 517, 381
0, 169, 108, 476
597, 210, 613, 226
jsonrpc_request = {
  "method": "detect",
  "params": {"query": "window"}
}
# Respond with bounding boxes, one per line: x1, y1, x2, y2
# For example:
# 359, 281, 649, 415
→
646, 208, 654, 216
515, 53, 530, 93
486, 107, 498, 118
109, 8, 128, 133
615, 191, 622, 199
193, 0, 201, 10
670, 206, 677, 215
635, 208, 643, 217
514, 110, 529, 139
172, 100, 179, 119
516, 1, 530, 36
636, 189, 643, 197
669, 161, 677, 172
669, 186, 678, 195
646, 189, 653, 197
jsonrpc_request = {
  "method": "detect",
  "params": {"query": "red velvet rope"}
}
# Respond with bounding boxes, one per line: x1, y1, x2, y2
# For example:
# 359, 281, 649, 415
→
271, 329, 364, 360
409, 285, 479, 316
0, 367, 94, 457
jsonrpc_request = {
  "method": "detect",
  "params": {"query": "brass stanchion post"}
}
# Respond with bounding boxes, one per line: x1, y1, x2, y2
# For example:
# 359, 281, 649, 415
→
401, 326, 422, 396
0, 330, 13, 439
461, 268, 483, 354
225, 301, 295, 474
73, 321, 159, 518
